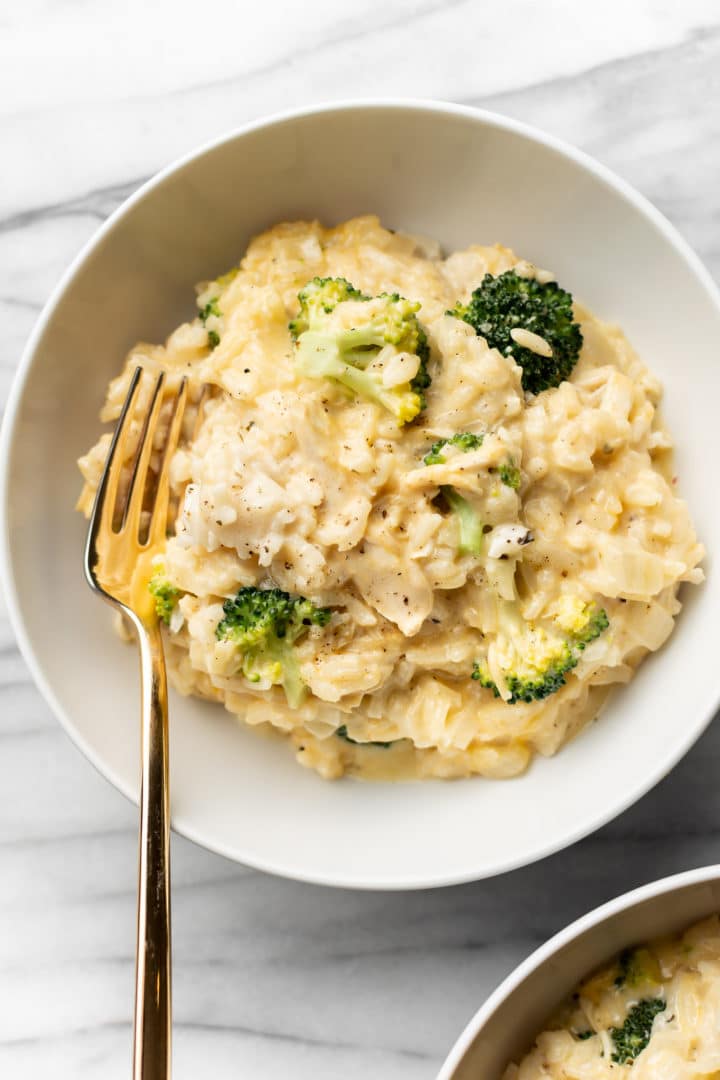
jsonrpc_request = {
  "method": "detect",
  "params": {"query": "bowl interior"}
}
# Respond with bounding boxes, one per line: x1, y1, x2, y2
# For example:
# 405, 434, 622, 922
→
3, 102, 720, 888
440, 869, 720, 1078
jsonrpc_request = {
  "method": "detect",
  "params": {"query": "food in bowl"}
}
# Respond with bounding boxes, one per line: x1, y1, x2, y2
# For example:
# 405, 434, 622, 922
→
77, 215, 703, 780
504, 914, 720, 1078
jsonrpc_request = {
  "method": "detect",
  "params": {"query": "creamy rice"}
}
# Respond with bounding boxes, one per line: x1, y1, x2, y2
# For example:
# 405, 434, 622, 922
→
77, 216, 703, 780
504, 915, 720, 1078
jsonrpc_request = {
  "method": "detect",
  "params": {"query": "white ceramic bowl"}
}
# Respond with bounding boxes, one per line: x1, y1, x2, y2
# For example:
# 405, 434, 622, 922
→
2, 101, 719, 890
438, 864, 720, 1078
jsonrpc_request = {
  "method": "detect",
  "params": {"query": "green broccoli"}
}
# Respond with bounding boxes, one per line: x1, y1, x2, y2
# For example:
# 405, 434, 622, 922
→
290, 277, 431, 423
449, 270, 582, 395
199, 296, 221, 349
148, 573, 181, 625
288, 276, 364, 338
573, 604, 610, 648
614, 949, 635, 988
216, 586, 332, 708
472, 598, 609, 704
499, 459, 521, 489
613, 946, 661, 989
610, 998, 665, 1064
423, 432, 484, 465
336, 725, 397, 749
440, 486, 484, 556
422, 432, 485, 555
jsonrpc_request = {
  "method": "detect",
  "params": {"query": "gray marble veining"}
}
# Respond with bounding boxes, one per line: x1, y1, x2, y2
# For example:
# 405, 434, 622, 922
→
2, 3, 720, 1076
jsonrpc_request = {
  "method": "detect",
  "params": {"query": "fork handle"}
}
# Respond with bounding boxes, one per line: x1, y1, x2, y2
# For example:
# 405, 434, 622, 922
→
134, 620, 172, 1080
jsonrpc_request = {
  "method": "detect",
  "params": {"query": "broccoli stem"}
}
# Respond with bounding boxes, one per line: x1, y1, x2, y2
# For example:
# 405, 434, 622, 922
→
441, 486, 484, 555
238, 633, 309, 709
336, 325, 386, 360
277, 645, 305, 710
297, 334, 420, 422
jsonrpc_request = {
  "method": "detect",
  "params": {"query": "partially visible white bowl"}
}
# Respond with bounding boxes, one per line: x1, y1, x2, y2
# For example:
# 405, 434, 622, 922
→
438, 864, 720, 1078
2, 100, 719, 890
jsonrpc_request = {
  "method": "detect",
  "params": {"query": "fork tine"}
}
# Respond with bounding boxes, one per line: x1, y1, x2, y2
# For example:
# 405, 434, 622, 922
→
173, 383, 207, 521
144, 377, 188, 549
121, 371, 167, 541
84, 366, 143, 590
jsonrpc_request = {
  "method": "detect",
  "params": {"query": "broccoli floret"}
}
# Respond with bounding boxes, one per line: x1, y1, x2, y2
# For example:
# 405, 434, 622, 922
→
449, 270, 582, 395
613, 947, 661, 990
472, 598, 609, 704
216, 586, 331, 708
199, 296, 221, 349
499, 459, 521, 489
610, 998, 665, 1064
422, 432, 484, 555
423, 432, 484, 465
148, 574, 181, 625
573, 605, 610, 648
289, 276, 365, 338
614, 948, 634, 988
471, 662, 501, 697
336, 725, 397, 749
291, 277, 431, 423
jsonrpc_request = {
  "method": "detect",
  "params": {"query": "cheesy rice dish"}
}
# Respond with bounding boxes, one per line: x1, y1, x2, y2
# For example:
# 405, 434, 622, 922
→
504, 915, 720, 1078
77, 216, 703, 780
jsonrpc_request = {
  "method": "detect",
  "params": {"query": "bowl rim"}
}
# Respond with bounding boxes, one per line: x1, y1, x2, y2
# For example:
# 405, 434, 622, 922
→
437, 862, 720, 1078
2, 97, 720, 889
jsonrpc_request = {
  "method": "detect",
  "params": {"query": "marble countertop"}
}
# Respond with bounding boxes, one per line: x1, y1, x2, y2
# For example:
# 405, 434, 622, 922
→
2, 2, 720, 1076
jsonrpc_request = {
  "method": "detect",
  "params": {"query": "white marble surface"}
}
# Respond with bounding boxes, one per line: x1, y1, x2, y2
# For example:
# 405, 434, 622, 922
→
2, 2, 720, 1076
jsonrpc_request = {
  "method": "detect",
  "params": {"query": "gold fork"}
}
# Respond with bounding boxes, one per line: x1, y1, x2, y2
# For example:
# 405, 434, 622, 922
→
84, 366, 188, 1080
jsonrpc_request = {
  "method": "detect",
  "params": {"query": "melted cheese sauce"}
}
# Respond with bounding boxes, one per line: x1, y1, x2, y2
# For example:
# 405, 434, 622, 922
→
78, 216, 703, 780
